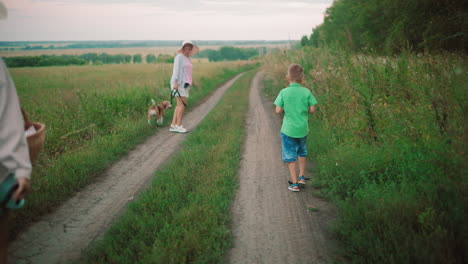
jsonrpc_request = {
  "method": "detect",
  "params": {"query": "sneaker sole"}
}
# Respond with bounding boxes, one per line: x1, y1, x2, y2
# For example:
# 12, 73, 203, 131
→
288, 187, 300, 192
289, 180, 306, 185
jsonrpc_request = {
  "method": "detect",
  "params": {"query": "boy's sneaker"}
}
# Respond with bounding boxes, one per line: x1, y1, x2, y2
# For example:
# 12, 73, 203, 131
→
176, 126, 188, 133
288, 183, 300, 192
298, 176, 307, 185
169, 125, 177, 132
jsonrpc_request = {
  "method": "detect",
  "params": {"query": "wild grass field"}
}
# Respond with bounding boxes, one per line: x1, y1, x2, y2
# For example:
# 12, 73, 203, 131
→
9, 60, 256, 236
262, 48, 466, 263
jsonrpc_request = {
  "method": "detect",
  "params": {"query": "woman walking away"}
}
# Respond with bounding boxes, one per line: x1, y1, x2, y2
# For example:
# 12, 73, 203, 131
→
170, 40, 199, 133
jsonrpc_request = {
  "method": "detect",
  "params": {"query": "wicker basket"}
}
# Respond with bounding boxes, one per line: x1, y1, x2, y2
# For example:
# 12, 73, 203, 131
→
26, 122, 45, 163
21, 108, 46, 163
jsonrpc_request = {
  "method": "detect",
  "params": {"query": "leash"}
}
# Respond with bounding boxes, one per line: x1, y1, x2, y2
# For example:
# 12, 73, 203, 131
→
170, 89, 187, 107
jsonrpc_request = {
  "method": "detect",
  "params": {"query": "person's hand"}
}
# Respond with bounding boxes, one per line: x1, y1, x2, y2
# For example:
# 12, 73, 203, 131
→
309, 105, 316, 114
13, 178, 30, 201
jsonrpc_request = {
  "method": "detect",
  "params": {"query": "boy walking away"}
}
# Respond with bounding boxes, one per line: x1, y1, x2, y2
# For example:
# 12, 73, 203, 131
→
274, 64, 317, 192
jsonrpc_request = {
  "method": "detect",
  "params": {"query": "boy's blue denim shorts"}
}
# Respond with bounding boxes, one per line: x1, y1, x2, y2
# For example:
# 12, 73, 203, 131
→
281, 133, 307, 162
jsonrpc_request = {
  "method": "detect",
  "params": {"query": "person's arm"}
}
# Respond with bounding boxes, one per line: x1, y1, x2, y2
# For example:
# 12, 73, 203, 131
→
308, 91, 318, 114
276, 105, 284, 114
172, 54, 181, 90
309, 105, 316, 113
0, 59, 32, 200
273, 90, 284, 115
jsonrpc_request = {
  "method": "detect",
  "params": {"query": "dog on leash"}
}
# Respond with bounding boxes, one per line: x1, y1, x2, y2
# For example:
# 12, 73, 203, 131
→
148, 99, 172, 125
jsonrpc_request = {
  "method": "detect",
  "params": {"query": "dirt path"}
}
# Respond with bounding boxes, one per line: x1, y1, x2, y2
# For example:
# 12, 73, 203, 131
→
8, 74, 244, 264
227, 72, 336, 264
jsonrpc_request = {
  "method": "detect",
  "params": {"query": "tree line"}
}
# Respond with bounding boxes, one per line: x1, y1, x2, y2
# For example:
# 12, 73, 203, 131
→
194, 46, 265, 61
2, 53, 175, 67
0, 40, 289, 51
3, 46, 265, 67
301, 0, 467, 53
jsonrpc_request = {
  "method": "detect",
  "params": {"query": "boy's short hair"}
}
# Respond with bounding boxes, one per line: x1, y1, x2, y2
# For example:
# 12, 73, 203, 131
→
287, 63, 304, 83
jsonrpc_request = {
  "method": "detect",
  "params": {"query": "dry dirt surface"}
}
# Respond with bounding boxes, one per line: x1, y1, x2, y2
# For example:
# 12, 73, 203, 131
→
8, 74, 244, 264
227, 72, 337, 264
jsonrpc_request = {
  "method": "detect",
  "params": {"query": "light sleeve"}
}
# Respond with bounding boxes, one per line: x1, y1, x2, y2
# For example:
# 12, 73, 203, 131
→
0, 59, 32, 182
171, 54, 182, 83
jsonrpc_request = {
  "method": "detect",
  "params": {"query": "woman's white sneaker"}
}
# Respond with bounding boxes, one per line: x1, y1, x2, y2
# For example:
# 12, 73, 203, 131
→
176, 126, 188, 133
169, 125, 177, 132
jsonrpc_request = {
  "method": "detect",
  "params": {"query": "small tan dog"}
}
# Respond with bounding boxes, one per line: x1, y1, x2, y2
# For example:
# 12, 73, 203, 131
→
148, 99, 172, 125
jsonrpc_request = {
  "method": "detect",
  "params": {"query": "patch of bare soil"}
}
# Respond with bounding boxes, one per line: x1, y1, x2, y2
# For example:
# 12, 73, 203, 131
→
227, 72, 337, 264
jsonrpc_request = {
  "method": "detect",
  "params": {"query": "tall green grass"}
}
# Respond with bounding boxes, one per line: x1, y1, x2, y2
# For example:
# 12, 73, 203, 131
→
9, 62, 256, 236
262, 48, 466, 263
81, 71, 255, 263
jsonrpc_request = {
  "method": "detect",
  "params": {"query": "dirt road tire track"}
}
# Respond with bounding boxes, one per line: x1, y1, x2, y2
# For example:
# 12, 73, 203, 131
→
9, 73, 244, 264
227, 72, 336, 264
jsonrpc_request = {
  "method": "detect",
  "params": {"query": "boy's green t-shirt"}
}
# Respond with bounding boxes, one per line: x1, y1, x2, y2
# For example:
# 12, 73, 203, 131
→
274, 83, 317, 138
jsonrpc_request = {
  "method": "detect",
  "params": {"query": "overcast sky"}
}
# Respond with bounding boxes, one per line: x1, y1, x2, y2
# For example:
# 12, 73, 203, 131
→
0, 0, 333, 41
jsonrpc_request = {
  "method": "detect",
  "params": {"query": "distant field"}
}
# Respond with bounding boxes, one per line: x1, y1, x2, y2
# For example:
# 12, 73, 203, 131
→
0, 44, 290, 58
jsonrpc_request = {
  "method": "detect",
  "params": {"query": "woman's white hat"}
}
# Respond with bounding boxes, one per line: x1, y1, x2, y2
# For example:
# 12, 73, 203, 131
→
177, 40, 200, 56
0, 2, 7, 20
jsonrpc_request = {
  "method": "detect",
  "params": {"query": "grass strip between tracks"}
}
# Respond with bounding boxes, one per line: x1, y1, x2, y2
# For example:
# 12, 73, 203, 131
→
82, 71, 255, 263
